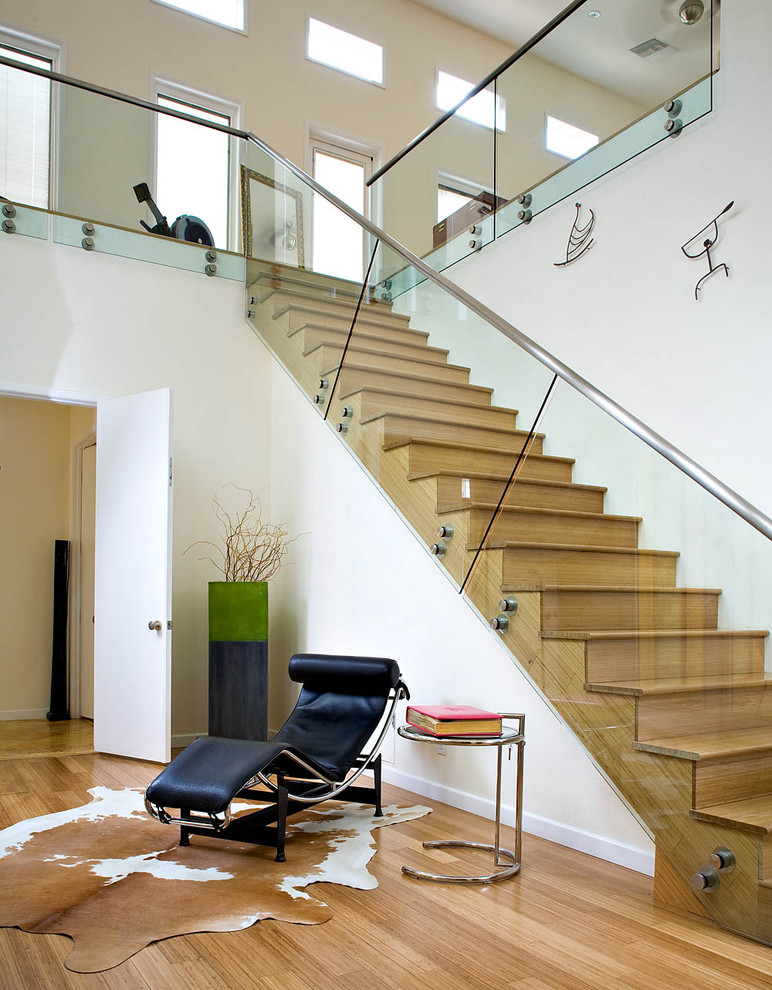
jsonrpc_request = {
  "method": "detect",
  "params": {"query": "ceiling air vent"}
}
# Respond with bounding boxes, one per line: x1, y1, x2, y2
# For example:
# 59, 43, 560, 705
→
630, 38, 678, 61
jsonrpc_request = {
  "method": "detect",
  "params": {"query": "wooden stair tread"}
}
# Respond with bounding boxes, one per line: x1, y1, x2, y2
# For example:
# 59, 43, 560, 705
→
440, 500, 641, 524
409, 469, 606, 495
692, 795, 772, 835
336, 366, 494, 397
585, 670, 772, 697
310, 343, 471, 375
502, 583, 721, 595
383, 435, 575, 465
634, 726, 772, 760
301, 327, 450, 361
547, 628, 767, 641
352, 385, 518, 418
478, 540, 679, 557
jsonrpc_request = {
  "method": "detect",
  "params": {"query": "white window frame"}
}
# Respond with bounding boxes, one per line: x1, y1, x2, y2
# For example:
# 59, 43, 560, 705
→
435, 69, 506, 132
305, 15, 385, 88
150, 0, 247, 35
0, 25, 63, 210
152, 77, 243, 252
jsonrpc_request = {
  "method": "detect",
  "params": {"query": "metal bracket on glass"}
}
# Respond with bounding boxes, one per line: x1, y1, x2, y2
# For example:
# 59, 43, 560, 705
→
469, 225, 483, 251
205, 248, 217, 277
81, 222, 96, 251
663, 100, 683, 138
2, 201, 17, 233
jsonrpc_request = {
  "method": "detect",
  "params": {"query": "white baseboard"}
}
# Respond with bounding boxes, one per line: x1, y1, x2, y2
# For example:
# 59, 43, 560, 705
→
382, 765, 655, 877
171, 732, 207, 747
0, 708, 49, 721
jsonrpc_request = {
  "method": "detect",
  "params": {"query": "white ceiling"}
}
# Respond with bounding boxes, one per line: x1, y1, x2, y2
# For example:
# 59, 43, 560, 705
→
411, 0, 715, 106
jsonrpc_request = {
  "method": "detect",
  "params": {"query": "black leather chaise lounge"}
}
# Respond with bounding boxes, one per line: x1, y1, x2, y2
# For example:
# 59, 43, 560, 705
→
145, 653, 409, 861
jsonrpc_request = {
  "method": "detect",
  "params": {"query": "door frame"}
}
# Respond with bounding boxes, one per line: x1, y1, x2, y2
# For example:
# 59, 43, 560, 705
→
70, 432, 97, 719
305, 124, 385, 231
0, 381, 99, 723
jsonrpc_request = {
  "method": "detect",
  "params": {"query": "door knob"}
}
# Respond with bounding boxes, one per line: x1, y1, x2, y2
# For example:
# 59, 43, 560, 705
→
148, 620, 162, 632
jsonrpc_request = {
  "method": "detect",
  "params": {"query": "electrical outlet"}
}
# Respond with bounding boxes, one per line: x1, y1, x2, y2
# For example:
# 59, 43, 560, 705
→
437, 744, 447, 756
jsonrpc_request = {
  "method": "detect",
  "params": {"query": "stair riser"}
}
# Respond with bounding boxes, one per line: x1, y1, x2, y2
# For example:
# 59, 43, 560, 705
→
638, 684, 772, 741
435, 474, 604, 514
586, 636, 765, 685
268, 289, 410, 328
336, 369, 492, 407
502, 546, 678, 589
695, 752, 772, 810
302, 328, 449, 364
542, 589, 719, 633
467, 508, 638, 550
280, 305, 416, 341
406, 443, 573, 484
313, 344, 470, 383
382, 418, 542, 454
359, 393, 516, 432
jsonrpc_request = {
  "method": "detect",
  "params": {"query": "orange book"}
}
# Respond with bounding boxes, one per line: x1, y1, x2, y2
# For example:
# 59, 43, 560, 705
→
406, 705, 502, 737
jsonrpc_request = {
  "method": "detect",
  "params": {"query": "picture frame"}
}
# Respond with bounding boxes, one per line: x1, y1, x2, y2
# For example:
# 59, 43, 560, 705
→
240, 165, 305, 267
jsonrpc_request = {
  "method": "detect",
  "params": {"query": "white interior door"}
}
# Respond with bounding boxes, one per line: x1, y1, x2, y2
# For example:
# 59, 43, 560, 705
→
94, 388, 172, 763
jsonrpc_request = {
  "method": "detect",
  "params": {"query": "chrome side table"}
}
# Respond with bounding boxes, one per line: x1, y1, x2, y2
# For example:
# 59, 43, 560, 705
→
397, 713, 525, 883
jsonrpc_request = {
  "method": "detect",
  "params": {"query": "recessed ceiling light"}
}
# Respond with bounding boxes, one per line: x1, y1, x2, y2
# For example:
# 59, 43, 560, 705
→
589, 9, 601, 17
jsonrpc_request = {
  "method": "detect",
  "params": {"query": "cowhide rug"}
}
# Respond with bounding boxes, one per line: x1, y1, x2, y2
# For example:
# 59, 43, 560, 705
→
0, 786, 430, 973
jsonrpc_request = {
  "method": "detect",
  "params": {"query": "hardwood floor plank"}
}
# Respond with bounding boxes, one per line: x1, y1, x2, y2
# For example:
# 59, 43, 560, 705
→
2, 757, 772, 988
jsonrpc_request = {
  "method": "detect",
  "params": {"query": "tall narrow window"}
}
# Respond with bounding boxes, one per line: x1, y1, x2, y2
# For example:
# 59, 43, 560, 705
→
307, 18, 383, 85
0, 40, 54, 208
312, 139, 372, 282
546, 115, 599, 160
436, 71, 505, 131
155, 88, 237, 249
152, 0, 245, 32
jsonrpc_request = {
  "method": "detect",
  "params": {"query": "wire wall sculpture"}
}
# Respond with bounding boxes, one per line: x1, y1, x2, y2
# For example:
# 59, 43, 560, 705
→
681, 201, 734, 300
554, 202, 595, 267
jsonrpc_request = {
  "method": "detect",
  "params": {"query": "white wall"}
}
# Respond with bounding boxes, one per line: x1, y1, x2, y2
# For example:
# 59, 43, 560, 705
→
0, 233, 272, 739
449, 0, 772, 523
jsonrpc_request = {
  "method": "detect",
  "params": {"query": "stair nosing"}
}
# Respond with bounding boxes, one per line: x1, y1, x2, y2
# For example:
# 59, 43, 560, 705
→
355, 385, 518, 417
408, 470, 605, 493
381, 435, 575, 464
482, 540, 679, 557
439, 501, 641, 524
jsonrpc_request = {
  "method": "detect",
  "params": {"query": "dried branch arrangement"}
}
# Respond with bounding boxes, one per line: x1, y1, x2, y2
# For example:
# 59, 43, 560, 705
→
186, 485, 295, 582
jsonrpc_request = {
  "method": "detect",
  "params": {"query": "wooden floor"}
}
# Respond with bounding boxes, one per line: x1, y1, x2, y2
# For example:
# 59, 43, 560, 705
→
2, 750, 772, 989
0, 718, 94, 761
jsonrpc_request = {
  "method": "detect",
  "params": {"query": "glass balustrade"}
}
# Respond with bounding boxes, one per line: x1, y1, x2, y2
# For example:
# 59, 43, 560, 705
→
0, 58, 245, 279
368, 0, 717, 272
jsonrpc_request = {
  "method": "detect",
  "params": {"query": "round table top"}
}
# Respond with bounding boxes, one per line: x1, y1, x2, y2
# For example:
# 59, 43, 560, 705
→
397, 724, 523, 747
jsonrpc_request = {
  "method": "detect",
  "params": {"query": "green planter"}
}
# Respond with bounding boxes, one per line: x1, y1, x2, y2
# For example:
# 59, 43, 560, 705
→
208, 580, 268, 642
208, 581, 268, 741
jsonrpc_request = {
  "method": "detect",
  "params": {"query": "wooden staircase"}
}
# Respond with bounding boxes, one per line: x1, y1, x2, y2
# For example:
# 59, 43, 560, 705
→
247, 261, 772, 945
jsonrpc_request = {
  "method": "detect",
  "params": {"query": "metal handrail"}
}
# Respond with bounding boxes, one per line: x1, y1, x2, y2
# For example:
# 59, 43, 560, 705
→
367, 0, 588, 187
4, 54, 771, 542
0, 55, 249, 137
245, 131, 772, 543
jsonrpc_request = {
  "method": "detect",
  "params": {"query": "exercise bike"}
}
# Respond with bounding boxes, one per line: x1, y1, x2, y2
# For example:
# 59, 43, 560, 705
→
133, 182, 214, 246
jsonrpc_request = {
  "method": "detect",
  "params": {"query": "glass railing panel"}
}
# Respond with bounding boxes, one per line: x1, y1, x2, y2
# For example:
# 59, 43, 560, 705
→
374, 85, 498, 266
494, 0, 716, 238
49, 80, 238, 254
243, 140, 372, 412
50, 213, 245, 279
0, 202, 49, 240
496, 372, 772, 853
324, 236, 556, 594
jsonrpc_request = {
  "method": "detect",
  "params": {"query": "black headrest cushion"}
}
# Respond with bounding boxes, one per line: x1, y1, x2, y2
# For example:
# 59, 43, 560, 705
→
289, 653, 400, 696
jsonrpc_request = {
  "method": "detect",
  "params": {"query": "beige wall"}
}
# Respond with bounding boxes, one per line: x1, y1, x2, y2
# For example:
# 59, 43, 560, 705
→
0, 397, 71, 716
4, 0, 511, 186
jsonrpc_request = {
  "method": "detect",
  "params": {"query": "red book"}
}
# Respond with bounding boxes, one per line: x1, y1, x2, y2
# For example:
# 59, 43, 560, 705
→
406, 705, 502, 737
